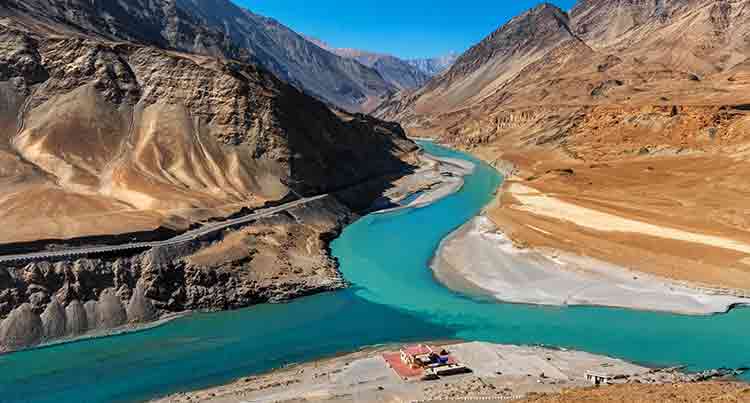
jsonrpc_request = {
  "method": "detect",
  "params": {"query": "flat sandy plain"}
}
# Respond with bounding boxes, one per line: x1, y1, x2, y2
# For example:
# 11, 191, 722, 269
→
153, 341, 652, 403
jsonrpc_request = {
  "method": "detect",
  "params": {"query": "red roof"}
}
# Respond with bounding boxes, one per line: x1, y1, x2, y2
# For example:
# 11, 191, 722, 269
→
401, 344, 432, 356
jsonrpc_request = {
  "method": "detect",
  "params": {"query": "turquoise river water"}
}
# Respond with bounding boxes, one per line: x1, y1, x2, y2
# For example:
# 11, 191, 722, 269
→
1, 142, 749, 403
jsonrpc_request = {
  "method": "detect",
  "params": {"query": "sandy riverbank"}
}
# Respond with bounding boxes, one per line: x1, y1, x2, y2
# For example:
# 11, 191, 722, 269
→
432, 215, 750, 315
153, 341, 663, 403
372, 151, 475, 213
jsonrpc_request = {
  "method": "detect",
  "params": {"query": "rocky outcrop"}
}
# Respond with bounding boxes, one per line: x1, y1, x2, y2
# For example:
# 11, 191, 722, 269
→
126, 282, 157, 324
0, 30, 47, 85
94, 289, 127, 330
83, 301, 97, 331
0, 303, 42, 350
64, 300, 87, 336
0, 195, 358, 352
40, 299, 66, 339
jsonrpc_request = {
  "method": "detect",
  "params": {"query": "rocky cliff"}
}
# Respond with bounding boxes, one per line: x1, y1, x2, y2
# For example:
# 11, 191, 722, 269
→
0, 196, 354, 351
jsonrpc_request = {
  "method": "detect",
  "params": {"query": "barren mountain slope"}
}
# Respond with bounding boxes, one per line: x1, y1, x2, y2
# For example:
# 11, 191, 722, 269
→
373, 3, 578, 123
417, 4, 574, 115
571, 0, 750, 75
375, 0, 750, 290
0, 23, 416, 245
0, 0, 396, 112
0, 0, 230, 55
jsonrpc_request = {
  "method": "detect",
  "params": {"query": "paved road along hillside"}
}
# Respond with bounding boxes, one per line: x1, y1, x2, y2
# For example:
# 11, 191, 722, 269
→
0, 195, 329, 265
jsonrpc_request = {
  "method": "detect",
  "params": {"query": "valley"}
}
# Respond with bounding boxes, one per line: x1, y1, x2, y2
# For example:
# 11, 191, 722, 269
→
2, 142, 748, 403
1, 0, 750, 402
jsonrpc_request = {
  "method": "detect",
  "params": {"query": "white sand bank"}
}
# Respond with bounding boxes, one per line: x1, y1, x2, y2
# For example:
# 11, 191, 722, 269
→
374, 153, 475, 214
432, 215, 750, 315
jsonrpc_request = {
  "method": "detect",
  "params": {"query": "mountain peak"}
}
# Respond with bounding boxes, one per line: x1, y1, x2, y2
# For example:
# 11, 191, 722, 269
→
506, 2, 570, 30
426, 1, 574, 101
531, 2, 567, 14
463, 2, 572, 60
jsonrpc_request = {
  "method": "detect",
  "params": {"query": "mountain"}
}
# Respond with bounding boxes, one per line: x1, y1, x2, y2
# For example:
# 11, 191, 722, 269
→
1, 0, 396, 112
376, 0, 750, 125
407, 53, 459, 76
570, 0, 750, 75
306, 37, 431, 91
0, 1, 416, 350
376, 3, 577, 120
0, 22, 414, 244
374, 0, 750, 293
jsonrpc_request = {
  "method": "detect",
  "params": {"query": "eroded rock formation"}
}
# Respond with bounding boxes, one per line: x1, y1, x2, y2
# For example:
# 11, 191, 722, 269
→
0, 196, 357, 351
64, 300, 87, 336
0, 303, 42, 350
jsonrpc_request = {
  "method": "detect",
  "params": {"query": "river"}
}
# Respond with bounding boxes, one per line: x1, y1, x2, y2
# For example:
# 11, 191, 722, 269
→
1, 142, 748, 403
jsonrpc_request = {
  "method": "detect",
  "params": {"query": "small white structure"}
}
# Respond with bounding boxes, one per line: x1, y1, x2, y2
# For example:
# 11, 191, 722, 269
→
585, 371, 616, 385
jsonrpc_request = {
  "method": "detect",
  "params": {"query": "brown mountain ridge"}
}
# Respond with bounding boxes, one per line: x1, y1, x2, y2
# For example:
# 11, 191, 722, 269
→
1, 0, 398, 112
375, 0, 750, 290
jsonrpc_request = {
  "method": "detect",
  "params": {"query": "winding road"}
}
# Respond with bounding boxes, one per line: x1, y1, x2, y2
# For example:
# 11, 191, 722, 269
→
0, 194, 329, 264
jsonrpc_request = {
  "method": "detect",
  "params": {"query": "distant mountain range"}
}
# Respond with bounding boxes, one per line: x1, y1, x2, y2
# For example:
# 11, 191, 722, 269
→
305, 37, 457, 91
407, 53, 459, 76
1, 0, 459, 110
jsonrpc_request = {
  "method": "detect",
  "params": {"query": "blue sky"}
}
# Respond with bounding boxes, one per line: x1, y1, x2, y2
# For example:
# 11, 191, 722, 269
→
236, 0, 578, 59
